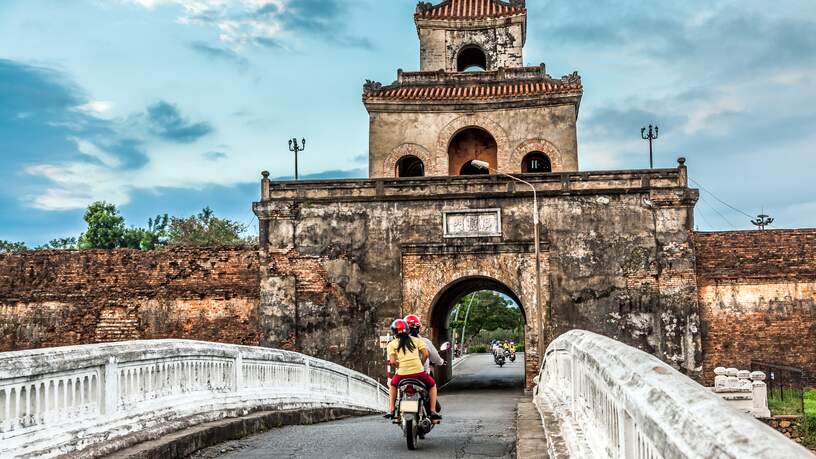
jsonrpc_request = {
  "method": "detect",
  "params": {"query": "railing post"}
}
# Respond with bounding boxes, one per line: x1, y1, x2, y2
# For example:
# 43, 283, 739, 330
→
103, 357, 119, 416
751, 371, 771, 418
233, 353, 243, 392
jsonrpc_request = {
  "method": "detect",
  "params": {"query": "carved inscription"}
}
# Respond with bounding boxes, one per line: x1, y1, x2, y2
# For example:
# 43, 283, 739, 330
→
443, 209, 502, 238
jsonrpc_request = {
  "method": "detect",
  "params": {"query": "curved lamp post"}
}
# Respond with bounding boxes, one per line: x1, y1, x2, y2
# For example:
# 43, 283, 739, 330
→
470, 160, 543, 364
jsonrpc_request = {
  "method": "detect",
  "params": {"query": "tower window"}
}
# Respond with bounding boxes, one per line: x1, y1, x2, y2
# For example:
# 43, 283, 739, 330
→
395, 155, 425, 177
448, 127, 498, 175
456, 45, 488, 72
521, 152, 552, 173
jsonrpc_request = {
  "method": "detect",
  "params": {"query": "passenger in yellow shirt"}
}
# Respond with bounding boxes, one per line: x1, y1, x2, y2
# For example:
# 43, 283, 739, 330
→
385, 319, 441, 421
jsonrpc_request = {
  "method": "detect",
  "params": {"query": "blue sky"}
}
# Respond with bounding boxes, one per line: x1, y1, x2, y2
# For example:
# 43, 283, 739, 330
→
0, 0, 814, 245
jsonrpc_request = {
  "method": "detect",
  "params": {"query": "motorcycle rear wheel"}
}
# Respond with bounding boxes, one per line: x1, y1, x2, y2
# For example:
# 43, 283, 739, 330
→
405, 418, 418, 450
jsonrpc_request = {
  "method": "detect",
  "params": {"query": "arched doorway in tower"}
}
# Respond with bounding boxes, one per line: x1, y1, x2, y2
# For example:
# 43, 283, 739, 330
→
448, 127, 498, 176
427, 276, 526, 390
456, 45, 488, 71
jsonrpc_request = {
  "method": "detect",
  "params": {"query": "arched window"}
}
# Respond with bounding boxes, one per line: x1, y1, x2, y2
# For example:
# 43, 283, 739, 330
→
456, 45, 488, 72
395, 155, 425, 177
521, 152, 552, 173
448, 127, 498, 176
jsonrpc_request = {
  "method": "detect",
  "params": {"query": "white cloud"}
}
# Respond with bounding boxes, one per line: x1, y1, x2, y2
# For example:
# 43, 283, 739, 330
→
126, 0, 287, 47
71, 137, 122, 168
76, 100, 114, 115
24, 163, 130, 211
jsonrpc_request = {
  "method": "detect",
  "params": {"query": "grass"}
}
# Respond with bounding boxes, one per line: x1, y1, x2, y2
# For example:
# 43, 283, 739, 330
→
805, 389, 816, 417
802, 389, 816, 450
768, 388, 805, 415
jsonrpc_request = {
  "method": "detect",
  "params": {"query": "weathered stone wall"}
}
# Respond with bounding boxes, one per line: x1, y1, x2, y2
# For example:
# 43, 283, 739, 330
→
417, 17, 525, 71
255, 167, 702, 384
0, 247, 261, 352
695, 230, 816, 386
368, 108, 579, 178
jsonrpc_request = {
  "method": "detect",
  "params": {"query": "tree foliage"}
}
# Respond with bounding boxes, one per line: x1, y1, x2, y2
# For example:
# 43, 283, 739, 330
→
0, 240, 28, 254
449, 291, 523, 343
166, 207, 247, 247
41, 237, 78, 250
78, 201, 127, 249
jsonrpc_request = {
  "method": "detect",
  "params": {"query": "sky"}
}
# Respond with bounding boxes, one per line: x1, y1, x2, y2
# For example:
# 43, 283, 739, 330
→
0, 0, 814, 246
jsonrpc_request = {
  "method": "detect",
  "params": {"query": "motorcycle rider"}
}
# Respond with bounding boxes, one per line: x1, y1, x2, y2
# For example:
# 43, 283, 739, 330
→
384, 319, 441, 422
403, 314, 444, 375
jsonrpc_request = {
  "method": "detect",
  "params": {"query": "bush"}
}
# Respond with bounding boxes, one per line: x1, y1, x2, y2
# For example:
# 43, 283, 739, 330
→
516, 344, 525, 352
467, 344, 488, 353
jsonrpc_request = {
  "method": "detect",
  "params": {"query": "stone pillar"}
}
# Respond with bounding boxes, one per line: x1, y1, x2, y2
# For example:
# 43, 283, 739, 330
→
103, 357, 119, 416
751, 371, 771, 418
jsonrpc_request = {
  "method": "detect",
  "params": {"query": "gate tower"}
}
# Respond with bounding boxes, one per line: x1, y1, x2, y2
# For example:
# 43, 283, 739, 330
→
364, 0, 582, 179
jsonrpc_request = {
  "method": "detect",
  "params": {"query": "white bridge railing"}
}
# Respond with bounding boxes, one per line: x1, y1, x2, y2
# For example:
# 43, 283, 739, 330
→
0, 340, 387, 458
533, 330, 813, 459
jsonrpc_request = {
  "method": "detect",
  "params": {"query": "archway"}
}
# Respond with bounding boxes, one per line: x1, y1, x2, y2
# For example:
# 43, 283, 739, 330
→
456, 45, 488, 71
427, 276, 526, 388
521, 151, 552, 173
395, 155, 425, 177
448, 127, 498, 176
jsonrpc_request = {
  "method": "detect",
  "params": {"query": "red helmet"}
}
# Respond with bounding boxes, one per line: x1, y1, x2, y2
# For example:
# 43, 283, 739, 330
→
390, 319, 409, 335
404, 314, 422, 329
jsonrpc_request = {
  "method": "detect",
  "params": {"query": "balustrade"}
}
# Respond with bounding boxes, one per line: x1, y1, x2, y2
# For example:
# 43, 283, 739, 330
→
0, 340, 387, 458
533, 330, 812, 458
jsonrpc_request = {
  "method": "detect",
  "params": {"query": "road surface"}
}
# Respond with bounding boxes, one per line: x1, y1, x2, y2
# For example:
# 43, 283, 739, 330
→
192, 353, 525, 458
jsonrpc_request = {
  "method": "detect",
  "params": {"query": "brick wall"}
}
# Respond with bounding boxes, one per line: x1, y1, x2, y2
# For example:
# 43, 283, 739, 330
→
695, 230, 816, 386
0, 247, 261, 352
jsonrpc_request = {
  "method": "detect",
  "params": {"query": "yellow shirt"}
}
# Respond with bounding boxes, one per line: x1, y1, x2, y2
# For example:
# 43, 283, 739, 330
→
387, 336, 427, 375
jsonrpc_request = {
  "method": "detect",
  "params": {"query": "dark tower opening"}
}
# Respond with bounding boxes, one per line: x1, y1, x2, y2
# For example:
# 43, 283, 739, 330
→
448, 127, 498, 175
395, 155, 425, 177
457, 45, 488, 72
521, 152, 552, 173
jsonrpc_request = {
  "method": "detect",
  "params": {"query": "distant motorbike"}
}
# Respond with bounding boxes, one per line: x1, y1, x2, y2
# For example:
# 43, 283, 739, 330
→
505, 349, 516, 362
393, 342, 450, 450
494, 349, 505, 367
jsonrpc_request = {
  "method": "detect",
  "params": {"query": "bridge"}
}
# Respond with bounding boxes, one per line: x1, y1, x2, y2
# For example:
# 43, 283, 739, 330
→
1, 332, 811, 458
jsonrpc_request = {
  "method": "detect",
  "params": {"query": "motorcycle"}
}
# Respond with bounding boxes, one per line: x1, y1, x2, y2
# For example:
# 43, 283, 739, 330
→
505, 348, 516, 362
393, 342, 449, 450
494, 349, 505, 367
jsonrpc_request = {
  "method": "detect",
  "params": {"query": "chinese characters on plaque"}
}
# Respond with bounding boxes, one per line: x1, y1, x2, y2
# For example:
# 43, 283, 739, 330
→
443, 209, 502, 238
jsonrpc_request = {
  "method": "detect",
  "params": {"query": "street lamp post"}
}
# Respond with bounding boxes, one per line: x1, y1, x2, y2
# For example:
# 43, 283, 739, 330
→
288, 138, 306, 180
641, 125, 659, 169
470, 160, 543, 362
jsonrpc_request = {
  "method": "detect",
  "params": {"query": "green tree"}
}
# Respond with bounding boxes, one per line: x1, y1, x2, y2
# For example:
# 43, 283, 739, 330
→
122, 214, 168, 250
78, 201, 127, 249
449, 291, 523, 343
167, 207, 247, 246
0, 240, 28, 254
39, 237, 78, 250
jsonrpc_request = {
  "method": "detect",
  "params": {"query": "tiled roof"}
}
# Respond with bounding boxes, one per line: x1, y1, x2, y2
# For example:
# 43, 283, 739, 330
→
363, 71, 582, 103
415, 0, 525, 20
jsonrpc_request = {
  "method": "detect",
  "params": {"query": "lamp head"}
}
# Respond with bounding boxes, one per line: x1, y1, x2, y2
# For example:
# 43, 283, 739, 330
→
471, 160, 490, 170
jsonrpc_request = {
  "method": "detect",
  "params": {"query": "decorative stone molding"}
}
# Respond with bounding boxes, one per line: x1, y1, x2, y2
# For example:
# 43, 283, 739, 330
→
509, 138, 563, 173
381, 143, 433, 177
435, 114, 510, 175
0, 340, 387, 458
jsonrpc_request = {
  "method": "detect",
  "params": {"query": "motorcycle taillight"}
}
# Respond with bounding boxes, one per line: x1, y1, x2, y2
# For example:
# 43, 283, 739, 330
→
404, 384, 415, 395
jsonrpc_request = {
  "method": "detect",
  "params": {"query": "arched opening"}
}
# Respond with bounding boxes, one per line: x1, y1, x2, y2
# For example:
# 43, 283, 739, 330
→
395, 155, 425, 177
521, 151, 552, 173
456, 45, 488, 72
428, 276, 526, 389
448, 127, 498, 176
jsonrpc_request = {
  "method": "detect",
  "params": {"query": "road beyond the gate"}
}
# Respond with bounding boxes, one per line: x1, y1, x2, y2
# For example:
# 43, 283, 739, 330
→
192, 353, 525, 459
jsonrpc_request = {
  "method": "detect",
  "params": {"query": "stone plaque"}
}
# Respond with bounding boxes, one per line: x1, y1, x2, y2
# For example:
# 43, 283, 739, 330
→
443, 209, 502, 238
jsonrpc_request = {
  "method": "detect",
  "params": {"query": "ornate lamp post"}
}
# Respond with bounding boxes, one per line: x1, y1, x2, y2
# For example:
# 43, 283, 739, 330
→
470, 160, 542, 362
641, 125, 659, 169
751, 214, 774, 231
289, 138, 306, 180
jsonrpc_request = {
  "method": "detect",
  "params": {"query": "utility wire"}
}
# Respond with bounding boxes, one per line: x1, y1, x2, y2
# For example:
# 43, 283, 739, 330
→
689, 178, 754, 219
698, 193, 737, 229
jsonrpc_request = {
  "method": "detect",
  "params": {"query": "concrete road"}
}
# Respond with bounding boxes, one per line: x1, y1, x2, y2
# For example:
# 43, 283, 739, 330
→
192, 353, 524, 459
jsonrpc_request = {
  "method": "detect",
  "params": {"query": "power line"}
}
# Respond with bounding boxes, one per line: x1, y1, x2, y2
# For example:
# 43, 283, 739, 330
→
689, 178, 754, 219
698, 193, 737, 229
